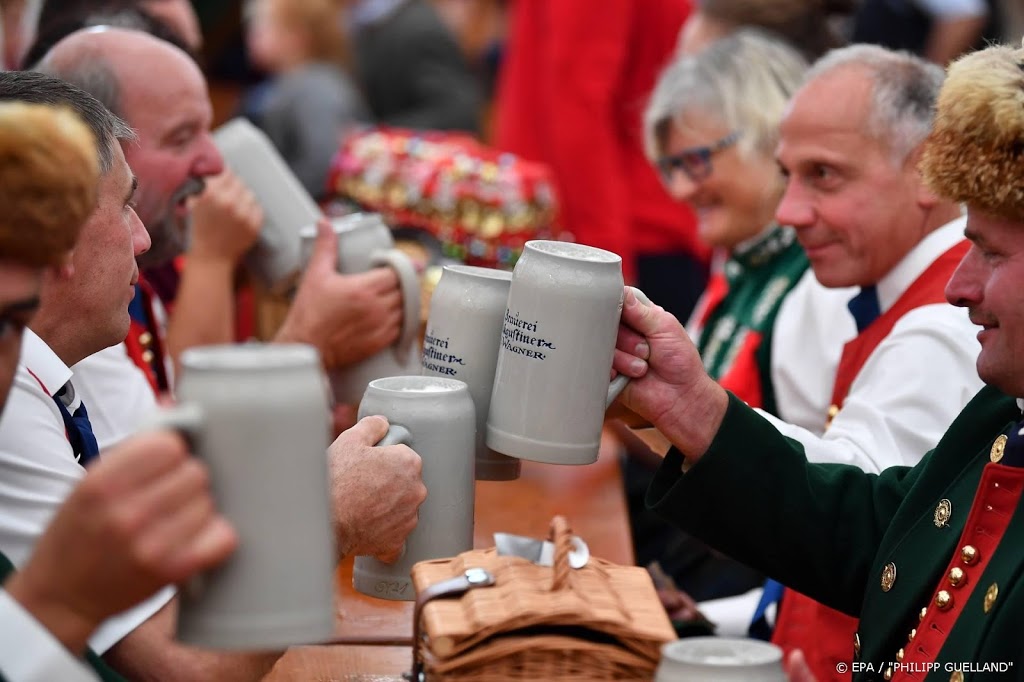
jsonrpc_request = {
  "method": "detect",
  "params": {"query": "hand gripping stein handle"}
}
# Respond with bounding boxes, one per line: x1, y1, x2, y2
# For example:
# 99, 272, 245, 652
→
607, 287, 653, 407
371, 424, 413, 561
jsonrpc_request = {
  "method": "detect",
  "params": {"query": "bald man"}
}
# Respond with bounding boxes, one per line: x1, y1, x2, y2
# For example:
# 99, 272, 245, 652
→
38, 29, 405, 447
35, 31, 422, 571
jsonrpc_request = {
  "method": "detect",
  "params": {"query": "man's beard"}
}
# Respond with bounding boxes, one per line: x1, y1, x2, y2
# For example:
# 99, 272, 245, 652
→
136, 177, 205, 269
136, 212, 189, 269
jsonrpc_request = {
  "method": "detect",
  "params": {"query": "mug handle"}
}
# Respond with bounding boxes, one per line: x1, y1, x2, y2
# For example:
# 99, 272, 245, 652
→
136, 404, 209, 599
371, 423, 413, 562
369, 249, 421, 364
607, 287, 653, 408
375, 424, 412, 447
137, 403, 206, 448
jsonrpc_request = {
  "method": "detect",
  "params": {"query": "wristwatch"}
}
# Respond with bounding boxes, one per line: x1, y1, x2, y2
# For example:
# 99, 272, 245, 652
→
404, 568, 496, 681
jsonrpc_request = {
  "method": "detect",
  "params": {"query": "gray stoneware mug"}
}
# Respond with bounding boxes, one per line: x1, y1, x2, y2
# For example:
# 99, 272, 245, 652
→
486, 240, 648, 465
300, 213, 422, 406
423, 264, 520, 480
150, 343, 336, 650
212, 118, 322, 294
353, 376, 475, 601
655, 637, 786, 681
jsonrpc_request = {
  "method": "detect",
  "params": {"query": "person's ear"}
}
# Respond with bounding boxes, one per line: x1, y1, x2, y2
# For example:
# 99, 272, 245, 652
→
907, 145, 941, 209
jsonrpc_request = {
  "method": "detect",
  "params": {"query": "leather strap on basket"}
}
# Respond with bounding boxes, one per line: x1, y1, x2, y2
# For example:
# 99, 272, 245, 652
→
406, 567, 496, 682
406, 516, 575, 681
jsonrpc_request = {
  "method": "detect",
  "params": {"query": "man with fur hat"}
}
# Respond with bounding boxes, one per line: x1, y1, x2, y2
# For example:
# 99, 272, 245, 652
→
612, 40, 1024, 679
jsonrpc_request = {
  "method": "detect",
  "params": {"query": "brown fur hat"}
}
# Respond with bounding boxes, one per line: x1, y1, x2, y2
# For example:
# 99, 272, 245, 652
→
920, 43, 1024, 221
0, 102, 98, 267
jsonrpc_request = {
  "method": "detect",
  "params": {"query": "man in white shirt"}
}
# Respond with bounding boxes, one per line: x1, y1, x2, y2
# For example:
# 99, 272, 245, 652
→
0, 94, 236, 681
631, 45, 981, 679
37, 26, 408, 448
0, 70, 426, 681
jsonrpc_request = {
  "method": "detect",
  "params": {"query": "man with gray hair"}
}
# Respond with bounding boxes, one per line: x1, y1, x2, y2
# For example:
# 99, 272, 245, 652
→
632, 44, 980, 679
34, 26, 406, 440
0, 70, 424, 681
615, 39, 1024, 680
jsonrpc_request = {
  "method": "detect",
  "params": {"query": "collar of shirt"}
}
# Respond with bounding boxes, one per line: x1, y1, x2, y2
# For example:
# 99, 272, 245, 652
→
19, 329, 72, 400
875, 214, 967, 314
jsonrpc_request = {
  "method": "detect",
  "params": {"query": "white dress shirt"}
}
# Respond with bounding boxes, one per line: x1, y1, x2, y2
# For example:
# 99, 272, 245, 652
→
698, 216, 980, 634
686, 245, 858, 435
72, 343, 159, 451
770, 271, 858, 433
0, 588, 98, 681
758, 216, 982, 473
0, 330, 172, 655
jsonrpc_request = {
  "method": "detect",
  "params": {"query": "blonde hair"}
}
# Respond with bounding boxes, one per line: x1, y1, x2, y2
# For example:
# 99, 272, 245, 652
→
0, 103, 99, 267
921, 42, 1024, 221
274, 0, 350, 66
645, 29, 808, 161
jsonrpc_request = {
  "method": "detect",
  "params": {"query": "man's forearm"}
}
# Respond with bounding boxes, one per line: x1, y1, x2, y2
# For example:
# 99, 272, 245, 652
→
166, 257, 237, 368
655, 380, 730, 466
3, 573, 96, 655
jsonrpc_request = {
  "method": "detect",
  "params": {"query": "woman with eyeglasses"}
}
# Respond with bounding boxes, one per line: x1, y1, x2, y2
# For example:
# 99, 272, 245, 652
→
626, 29, 857, 631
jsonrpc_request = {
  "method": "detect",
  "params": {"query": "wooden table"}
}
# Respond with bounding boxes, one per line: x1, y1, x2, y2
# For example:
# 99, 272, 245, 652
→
264, 432, 632, 680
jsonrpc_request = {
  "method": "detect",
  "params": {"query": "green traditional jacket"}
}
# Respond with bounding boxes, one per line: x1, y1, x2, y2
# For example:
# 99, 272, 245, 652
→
697, 225, 809, 416
0, 551, 126, 682
648, 386, 1024, 681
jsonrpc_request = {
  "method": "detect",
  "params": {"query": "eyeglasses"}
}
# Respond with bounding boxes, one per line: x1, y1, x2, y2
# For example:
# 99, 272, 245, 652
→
656, 131, 741, 183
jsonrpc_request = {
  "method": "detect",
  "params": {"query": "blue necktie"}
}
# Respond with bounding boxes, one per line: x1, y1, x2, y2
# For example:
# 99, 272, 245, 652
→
749, 578, 785, 640
847, 286, 881, 333
53, 383, 99, 466
1002, 419, 1024, 468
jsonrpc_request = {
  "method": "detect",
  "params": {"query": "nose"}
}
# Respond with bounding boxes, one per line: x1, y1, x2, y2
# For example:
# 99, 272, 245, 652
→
665, 168, 700, 203
131, 209, 152, 257
945, 245, 984, 308
775, 178, 815, 228
193, 132, 225, 177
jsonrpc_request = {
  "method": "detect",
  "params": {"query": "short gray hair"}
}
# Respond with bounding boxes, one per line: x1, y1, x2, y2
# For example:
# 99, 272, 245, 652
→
805, 44, 945, 163
0, 69, 133, 172
644, 29, 808, 161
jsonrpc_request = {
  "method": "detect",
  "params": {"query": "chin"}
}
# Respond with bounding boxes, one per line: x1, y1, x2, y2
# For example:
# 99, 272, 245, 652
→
110, 318, 133, 347
808, 263, 853, 290
976, 358, 1022, 396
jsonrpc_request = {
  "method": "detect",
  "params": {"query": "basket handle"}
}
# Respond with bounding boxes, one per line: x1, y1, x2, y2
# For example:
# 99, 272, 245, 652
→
549, 515, 573, 591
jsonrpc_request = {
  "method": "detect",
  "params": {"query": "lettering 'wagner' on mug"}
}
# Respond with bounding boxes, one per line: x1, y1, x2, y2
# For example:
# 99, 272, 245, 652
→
486, 240, 626, 465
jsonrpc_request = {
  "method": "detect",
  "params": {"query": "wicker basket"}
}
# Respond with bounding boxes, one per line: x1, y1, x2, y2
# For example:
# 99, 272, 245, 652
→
409, 516, 675, 681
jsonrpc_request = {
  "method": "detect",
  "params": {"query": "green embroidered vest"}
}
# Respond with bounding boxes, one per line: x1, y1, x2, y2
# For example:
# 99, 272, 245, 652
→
697, 225, 809, 416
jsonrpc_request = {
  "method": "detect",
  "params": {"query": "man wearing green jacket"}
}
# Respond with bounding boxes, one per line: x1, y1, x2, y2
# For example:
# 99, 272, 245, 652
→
613, 41, 1024, 681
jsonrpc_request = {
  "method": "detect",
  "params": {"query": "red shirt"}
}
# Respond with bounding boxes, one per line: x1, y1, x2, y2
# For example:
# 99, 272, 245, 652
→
493, 0, 707, 280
